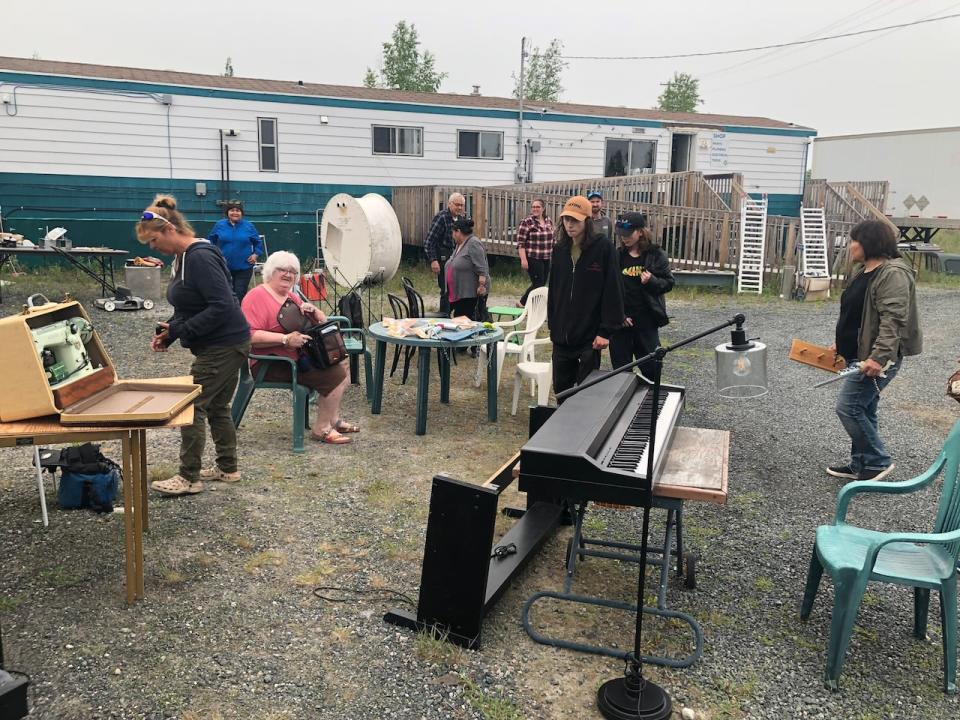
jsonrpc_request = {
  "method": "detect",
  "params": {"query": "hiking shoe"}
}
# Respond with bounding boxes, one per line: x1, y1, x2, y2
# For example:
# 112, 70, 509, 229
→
151, 475, 204, 496
826, 464, 858, 479
199, 466, 241, 483
858, 464, 895, 481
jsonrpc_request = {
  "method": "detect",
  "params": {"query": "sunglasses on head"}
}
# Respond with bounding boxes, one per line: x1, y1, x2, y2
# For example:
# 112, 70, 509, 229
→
141, 211, 172, 225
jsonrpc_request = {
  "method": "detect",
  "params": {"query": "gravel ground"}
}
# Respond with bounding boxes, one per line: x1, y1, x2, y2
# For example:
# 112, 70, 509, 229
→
1, 278, 959, 720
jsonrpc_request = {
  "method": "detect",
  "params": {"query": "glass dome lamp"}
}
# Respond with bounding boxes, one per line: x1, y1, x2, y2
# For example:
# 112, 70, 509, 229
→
715, 317, 767, 399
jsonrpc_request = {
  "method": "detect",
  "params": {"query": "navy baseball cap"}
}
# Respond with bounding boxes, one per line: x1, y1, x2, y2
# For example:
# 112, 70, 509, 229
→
615, 212, 648, 234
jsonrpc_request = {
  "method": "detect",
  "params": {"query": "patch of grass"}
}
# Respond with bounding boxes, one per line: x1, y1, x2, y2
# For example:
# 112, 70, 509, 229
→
786, 632, 822, 653
328, 626, 352, 644
584, 515, 606, 534
158, 566, 187, 585
461, 676, 524, 720
224, 534, 255, 550
243, 550, 286, 574
0, 595, 21, 611
935, 228, 960, 253
148, 464, 178, 483
754, 577, 774, 592
293, 560, 335, 586
414, 626, 466, 666
38, 565, 83, 587
363, 477, 398, 506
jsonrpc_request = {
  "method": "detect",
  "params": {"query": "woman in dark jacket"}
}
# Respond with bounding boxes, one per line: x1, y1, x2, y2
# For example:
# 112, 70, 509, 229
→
138, 194, 251, 497
207, 200, 264, 301
548, 196, 624, 396
609, 212, 674, 376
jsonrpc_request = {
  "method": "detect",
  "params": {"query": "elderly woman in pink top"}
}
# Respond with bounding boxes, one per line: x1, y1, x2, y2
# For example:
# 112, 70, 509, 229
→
240, 251, 357, 445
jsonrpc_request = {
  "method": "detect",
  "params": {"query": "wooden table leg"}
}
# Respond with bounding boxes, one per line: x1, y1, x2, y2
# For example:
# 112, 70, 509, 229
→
121, 433, 137, 604
486, 340, 498, 422
130, 432, 145, 599
137, 429, 148, 532
416, 346, 431, 435
371, 340, 387, 414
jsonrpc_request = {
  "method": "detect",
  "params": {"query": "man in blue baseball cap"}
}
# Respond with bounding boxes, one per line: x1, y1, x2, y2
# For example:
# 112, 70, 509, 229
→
587, 190, 613, 242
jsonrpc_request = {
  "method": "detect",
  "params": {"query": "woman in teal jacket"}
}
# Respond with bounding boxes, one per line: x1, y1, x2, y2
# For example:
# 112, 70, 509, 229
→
207, 200, 264, 301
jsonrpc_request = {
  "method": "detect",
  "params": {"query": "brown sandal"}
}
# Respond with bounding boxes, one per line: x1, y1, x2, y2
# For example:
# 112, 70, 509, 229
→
311, 427, 352, 444
335, 419, 360, 433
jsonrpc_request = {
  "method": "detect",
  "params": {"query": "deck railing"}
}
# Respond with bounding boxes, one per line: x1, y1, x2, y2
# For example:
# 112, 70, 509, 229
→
393, 184, 814, 278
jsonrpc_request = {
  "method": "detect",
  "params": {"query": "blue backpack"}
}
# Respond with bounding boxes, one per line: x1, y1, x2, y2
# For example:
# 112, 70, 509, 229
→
53, 443, 120, 513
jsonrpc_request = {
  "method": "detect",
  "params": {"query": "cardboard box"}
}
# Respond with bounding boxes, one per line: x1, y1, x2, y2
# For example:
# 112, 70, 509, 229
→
0, 298, 198, 423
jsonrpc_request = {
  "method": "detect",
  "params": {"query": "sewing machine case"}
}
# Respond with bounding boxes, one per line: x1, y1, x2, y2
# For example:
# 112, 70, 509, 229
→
0, 299, 199, 423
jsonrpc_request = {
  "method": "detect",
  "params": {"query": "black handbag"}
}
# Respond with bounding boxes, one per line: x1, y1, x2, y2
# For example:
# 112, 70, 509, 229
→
277, 299, 347, 369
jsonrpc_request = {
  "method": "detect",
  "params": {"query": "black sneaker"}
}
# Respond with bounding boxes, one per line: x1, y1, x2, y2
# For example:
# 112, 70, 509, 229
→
858, 464, 895, 481
826, 464, 859, 479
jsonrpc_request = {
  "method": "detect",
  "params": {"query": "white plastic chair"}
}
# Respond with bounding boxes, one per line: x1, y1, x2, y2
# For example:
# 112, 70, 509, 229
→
511, 338, 552, 415
475, 286, 549, 388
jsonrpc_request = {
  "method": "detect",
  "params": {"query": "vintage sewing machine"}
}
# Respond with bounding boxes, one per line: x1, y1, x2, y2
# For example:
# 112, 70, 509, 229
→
0, 295, 199, 424
31, 317, 99, 387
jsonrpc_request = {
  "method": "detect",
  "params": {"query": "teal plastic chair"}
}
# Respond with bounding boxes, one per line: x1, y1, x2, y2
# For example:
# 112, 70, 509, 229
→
231, 354, 312, 453
327, 314, 373, 403
800, 418, 960, 694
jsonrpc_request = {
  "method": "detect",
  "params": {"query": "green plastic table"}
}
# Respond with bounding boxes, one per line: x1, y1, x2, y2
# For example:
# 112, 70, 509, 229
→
368, 322, 504, 435
487, 305, 523, 322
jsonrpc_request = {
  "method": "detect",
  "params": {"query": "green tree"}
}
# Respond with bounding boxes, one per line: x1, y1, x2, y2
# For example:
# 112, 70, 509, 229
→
363, 21, 446, 92
223, 57, 235, 77
657, 72, 702, 113
513, 39, 567, 102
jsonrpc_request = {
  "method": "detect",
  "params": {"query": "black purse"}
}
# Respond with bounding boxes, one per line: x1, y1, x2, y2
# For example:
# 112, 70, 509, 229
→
277, 299, 347, 369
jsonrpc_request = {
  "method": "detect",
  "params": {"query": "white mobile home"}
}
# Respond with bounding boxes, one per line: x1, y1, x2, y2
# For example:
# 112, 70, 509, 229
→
0, 57, 815, 256
812, 126, 960, 219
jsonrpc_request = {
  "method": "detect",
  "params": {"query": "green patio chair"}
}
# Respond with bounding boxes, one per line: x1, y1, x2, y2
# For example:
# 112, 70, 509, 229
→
800, 417, 960, 694
327, 313, 373, 403
231, 354, 312, 453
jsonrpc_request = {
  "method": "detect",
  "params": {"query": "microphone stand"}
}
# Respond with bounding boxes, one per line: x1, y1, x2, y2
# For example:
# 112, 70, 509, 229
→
556, 314, 747, 720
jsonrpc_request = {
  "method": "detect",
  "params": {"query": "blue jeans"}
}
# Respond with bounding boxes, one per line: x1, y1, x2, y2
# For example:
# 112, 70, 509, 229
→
231, 268, 253, 302
834, 358, 901, 473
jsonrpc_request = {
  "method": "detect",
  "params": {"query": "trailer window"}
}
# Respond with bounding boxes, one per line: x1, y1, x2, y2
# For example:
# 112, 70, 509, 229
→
604, 138, 656, 176
372, 126, 424, 156
258, 118, 278, 172
457, 130, 504, 159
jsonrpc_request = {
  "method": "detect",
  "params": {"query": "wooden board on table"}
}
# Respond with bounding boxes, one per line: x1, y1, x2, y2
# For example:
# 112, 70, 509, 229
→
655, 427, 729, 505
789, 339, 846, 373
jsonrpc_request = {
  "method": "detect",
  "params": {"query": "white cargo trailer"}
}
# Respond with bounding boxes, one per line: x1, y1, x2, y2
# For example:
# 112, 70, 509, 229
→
812, 126, 960, 219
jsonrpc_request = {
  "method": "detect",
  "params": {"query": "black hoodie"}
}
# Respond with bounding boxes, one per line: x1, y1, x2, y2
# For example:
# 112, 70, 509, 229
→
166, 241, 250, 350
548, 229, 624, 348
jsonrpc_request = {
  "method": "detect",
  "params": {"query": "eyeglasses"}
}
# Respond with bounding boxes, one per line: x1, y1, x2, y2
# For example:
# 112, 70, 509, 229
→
141, 211, 172, 225
277, 268, 297, 276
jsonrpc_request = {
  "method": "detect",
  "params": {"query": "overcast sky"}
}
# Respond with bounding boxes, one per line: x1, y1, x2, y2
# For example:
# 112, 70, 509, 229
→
4, 0, 958, 137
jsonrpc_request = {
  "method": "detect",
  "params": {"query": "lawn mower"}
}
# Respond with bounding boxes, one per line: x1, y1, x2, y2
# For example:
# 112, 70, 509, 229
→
93, 286, 155, 312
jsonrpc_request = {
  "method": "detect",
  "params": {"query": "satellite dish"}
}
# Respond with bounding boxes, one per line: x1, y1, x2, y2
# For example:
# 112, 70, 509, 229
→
320, 193, 401, 287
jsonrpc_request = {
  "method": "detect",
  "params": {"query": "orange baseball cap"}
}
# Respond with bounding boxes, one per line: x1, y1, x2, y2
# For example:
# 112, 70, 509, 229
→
560, 196, 591, 222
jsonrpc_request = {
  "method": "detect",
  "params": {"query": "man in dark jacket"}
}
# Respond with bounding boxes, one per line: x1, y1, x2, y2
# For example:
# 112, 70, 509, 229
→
609, 212, 674, 376
424, 192, 465, 314
548, 196, 625, 397
587, 190, 614, 243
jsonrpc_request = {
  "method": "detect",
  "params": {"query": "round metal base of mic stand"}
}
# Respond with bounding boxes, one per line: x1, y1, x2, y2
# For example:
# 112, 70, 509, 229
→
597, 670, 672, 720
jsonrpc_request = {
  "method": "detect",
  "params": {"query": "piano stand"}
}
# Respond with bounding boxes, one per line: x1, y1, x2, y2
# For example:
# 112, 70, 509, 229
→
520, 499, 704, 669
383, 452, 565, 649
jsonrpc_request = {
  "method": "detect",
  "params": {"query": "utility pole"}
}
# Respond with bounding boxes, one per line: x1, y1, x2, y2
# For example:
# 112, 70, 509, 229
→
516, 37, 528, 183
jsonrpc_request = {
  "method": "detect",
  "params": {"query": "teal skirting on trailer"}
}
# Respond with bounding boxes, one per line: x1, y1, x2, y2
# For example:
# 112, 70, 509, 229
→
0, 172, 392, 261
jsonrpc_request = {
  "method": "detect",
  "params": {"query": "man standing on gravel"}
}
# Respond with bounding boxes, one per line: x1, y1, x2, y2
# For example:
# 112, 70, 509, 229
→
827, 220, 922, 482
424, 192, 465, 315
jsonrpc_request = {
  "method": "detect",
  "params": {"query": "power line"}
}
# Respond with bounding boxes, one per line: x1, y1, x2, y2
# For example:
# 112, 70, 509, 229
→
561, 13, 960, 61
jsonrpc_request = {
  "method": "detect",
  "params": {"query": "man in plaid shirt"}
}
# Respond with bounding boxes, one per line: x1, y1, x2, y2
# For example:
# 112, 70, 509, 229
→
424, 192, 465, 314
516, 198, 555, 306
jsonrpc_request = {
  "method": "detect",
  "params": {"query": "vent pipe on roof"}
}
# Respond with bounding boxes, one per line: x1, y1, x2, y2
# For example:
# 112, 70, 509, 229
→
471, 85, 481, 95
